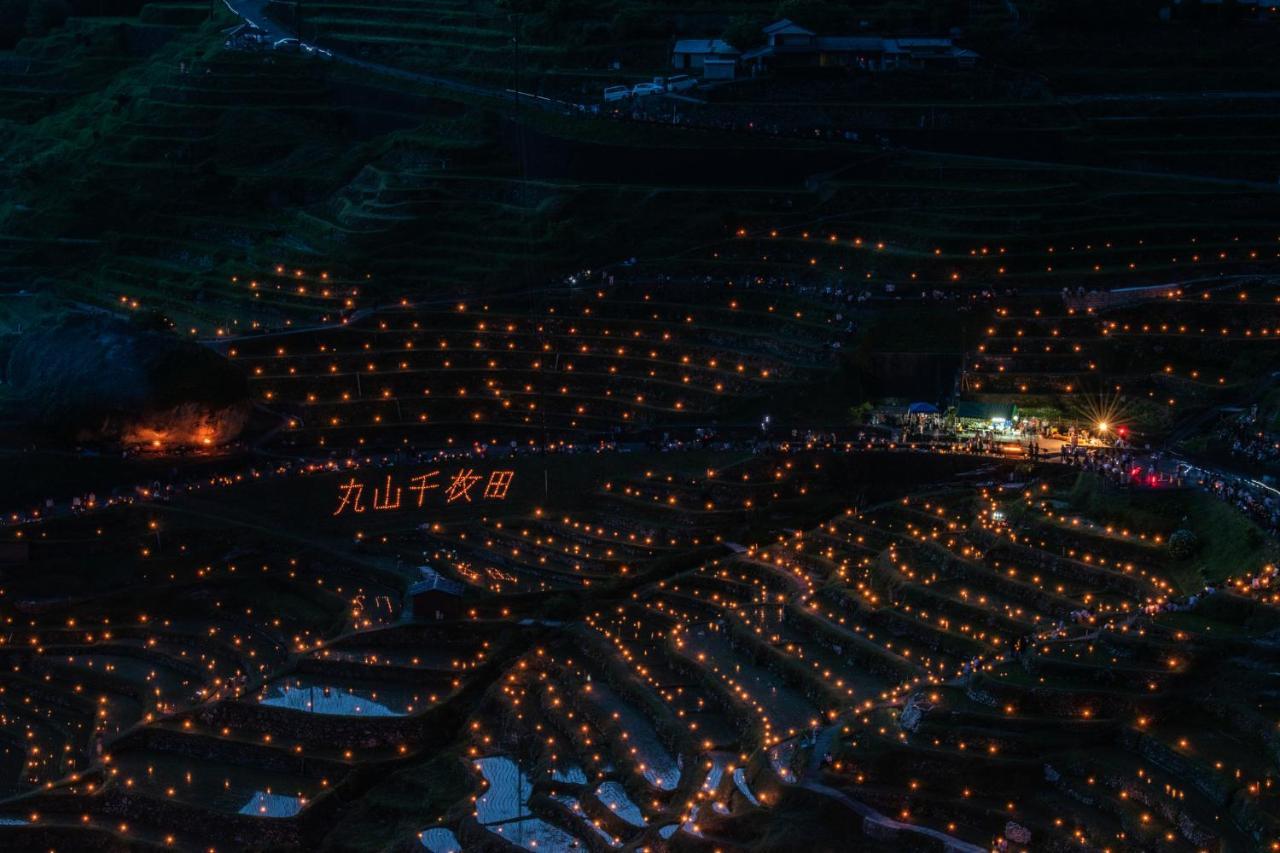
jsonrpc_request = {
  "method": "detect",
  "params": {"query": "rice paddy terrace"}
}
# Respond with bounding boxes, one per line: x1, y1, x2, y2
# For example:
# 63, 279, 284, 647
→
962, 277, 1280, 438
3, 3, 1280, 853
5, 3, 1280, 344
224, 280, 850, 449
0, 439, 1278, 852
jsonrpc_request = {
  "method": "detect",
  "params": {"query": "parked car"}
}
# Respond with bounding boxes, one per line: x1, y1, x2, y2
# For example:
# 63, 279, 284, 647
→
665, 74, 697, 92
272, 38, 301, 52
631, 82, 664, 97
602, 85, 631, 102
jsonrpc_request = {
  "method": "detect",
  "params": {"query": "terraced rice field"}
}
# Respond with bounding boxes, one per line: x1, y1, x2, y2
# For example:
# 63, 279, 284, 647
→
3, 3, 1280, 852
225, 280, 847, 448
1, 404, 1278, 852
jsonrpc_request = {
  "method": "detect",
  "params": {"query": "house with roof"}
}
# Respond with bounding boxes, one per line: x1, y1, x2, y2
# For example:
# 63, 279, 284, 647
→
739, 20, 880, 73
409, 566, 466, 620
738, 20, 977, 75
890, 37, 980, 69
671, 38, 741, 79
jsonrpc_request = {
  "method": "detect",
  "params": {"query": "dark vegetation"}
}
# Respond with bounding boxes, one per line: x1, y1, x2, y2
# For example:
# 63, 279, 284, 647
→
1066, 471, 1277, 590
2, 0, 1280, 344
5, 313, 249, 442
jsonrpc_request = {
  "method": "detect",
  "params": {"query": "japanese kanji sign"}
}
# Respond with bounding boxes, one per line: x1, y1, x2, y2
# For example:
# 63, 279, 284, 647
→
333, 469, 515, 515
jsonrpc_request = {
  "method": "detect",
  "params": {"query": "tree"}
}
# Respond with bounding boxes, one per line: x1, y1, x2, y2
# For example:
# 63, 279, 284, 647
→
1169, 528, 1200, 560
0, 0, 29, 47
773, 0, 848, 33
25, 0, 69, 37
722, 14, 766, 51
611, 8, 671, 41
1034, 0, 1160, 30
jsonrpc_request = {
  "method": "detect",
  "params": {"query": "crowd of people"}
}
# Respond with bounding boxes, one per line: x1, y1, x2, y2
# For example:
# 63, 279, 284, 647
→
12, 408, 1280, 546
1057, 443, 1280, 537
1196, 469, 1280, 536
1058, 444, 1156, 484
1219, 406, 1280, 469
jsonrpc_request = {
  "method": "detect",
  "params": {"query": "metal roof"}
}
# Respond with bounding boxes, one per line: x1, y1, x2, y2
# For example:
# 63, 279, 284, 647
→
762, 19, 814, 36
672, 39, 740, 56
409, 567, 465, 598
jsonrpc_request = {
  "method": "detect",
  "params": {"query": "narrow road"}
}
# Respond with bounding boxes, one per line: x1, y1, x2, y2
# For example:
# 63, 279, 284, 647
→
781, 730, 988, 853
221, 0, 576, 109
1063, 90, 1280, 103
221, 0, 1280, 194
778, 719, 986, 852
900, 144, 1280, 192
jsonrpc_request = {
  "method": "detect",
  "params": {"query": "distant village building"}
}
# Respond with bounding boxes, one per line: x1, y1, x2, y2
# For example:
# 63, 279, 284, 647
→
742, 19, 879, 73
702, 55, 739, 81
672, 19, 978, 80
671, 39, 741, 79
889, 37, 981, 69
409, 566, 466, 620
1164, 0, 1268, 21
743, 21, 978, 75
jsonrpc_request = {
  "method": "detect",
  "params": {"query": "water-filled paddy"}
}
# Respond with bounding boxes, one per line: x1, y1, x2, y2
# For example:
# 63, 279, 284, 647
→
255, 676, 441, 716
419, 826, 462, 852
474, 755, 586, 850
595, 780, 646, 827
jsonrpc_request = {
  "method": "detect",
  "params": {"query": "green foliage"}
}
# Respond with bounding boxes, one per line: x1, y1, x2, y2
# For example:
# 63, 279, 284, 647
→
746, 785, 894, 852
0, 0, 69, 47
611, 7, 671, 41
320, 751, 470, 852
497, 0, 546, 12
723, 14, 767, 50
5, 313, 248, 436
773, 0, 849, 32
1028, 0, 1162, 28
543, 0, 594, 26
25, 0, 68, 36
0, 0, 25, 46
1016, 405, 1064, 423
1168, 528, 1200, 560
1068, 472, 1278, 590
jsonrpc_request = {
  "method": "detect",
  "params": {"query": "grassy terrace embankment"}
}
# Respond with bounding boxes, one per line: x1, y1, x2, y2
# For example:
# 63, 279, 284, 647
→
4, 1, 1280, 345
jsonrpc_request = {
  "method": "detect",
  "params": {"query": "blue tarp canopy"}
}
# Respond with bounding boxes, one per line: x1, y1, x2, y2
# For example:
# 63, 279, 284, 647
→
907, 402, 939, 414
